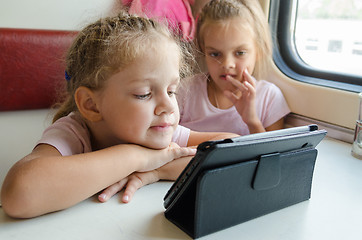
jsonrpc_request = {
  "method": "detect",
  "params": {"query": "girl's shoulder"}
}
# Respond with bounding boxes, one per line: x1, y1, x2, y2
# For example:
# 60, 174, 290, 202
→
256, 79, 282, 93
39, 112, 92, 156
53, 112, 87, 130
179, 72, 208, 95
184, 72, 208, 86
177, 73, 208, 105
256, 79, 275, 87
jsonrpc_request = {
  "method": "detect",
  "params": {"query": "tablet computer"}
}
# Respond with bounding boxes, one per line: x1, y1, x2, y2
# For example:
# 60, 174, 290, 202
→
163, 125, 327, 209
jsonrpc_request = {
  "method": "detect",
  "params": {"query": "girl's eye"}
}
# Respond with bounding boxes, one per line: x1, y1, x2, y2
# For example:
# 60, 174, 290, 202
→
134, 93, 151, 100
168, 91, 177, 97
208, 52, 220, 58
236, 51, 247, 56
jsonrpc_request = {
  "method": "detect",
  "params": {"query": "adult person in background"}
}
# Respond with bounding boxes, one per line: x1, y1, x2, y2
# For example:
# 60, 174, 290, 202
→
121, 0, 210, 41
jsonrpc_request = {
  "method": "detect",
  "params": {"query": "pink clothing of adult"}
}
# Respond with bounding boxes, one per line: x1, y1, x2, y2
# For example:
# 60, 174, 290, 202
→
122, 0, 195, 40
177, 73, 291, 136
36, 112, 191, 156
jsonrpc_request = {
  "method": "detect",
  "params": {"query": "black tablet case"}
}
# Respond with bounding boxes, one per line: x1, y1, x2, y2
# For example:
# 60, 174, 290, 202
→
164, 128, 326, 239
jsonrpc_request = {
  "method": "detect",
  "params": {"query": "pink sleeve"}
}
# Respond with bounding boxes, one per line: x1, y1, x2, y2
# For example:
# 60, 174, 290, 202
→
259, 82, 290, 128
36, 115, 92, 156
172, 125, 190, 147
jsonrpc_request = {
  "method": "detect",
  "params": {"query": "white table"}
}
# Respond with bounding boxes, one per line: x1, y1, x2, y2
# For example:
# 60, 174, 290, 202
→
1, 137, 362, 240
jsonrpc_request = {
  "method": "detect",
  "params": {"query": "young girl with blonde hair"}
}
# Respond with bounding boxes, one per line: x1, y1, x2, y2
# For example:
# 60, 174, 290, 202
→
177, 0, 290, 135
1, 11, 236, 218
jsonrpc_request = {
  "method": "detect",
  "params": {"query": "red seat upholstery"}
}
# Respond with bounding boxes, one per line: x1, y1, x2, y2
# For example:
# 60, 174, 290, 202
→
0, 28, 77, 111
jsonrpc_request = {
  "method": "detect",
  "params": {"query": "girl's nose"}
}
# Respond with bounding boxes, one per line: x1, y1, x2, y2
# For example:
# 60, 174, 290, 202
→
221, 55, 236, 69
154, 93, 175, 116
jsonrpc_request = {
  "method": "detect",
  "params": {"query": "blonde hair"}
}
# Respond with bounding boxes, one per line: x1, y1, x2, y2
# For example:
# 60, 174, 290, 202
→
196, 0, 272, 79
53, 11, 194, 122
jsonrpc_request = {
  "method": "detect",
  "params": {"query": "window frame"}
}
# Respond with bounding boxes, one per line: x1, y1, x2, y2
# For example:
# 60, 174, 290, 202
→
269, 0, 362, 93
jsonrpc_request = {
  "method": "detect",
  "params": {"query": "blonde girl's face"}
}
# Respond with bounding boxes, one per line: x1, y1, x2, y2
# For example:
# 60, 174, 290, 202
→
203, 18, 258, 92
94, 39, 181, 150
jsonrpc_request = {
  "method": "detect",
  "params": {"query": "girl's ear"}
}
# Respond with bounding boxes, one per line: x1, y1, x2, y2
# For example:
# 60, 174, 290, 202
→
75, 86, 102, 122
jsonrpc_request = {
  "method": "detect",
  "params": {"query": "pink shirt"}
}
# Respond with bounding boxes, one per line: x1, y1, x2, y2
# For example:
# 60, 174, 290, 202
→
177, 73, 291, 136
122, 0, 195, 40
37, 112, 190, 156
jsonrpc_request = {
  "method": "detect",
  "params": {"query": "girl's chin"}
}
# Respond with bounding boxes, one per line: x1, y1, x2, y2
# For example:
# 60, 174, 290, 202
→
146, 143, 169, 150
143, 139, 172, 150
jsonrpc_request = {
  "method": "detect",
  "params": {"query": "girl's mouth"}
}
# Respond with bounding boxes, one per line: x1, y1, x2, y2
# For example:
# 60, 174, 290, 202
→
220, 74, 236, 81
150, 123, 172, 132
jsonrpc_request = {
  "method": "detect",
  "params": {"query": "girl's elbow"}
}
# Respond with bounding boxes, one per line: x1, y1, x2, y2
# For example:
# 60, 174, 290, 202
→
1, 197, 27, 218
1, 176, 40, 218
1, 193, 41, 219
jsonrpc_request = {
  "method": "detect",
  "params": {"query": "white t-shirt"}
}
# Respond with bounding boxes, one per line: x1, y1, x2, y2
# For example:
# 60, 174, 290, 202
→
37, 112, 190, 156
177, 73, 291, 136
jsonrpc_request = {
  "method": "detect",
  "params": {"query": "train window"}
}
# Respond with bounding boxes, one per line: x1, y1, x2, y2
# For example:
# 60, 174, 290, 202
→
295, 0, 362, 77
269, 0, 362, 92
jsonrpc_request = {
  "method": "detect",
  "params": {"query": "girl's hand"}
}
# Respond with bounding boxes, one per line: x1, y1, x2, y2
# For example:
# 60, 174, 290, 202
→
98, 171, 158, 203
98, 144, 195, 202
224, 69, 265, 133
138, 142, 196, 172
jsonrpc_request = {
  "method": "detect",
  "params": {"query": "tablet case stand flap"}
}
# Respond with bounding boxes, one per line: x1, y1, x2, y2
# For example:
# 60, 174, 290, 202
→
253, 152, 281, 190
165, 147, 318, 239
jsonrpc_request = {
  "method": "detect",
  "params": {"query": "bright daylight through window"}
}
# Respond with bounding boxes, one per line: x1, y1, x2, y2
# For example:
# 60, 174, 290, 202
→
294, 0, 362, 77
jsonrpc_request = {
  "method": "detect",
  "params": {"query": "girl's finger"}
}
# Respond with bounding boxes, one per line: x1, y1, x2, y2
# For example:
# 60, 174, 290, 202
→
224, 90, 239, 104
122, 171, 159, 203
122, 175, 143, 203
243, 81, 256, 96
225, 75, 248, 91
243, 69, 256, 87
169, 146, 196, 160
98, 177, 129, 202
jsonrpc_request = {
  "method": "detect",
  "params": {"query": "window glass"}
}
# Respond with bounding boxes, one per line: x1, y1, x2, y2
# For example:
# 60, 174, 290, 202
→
294, 0, 362, 77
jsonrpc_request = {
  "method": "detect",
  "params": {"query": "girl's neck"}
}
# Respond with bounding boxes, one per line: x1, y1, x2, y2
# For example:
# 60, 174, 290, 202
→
85, 119, 124, 151
207, 78, 234, 110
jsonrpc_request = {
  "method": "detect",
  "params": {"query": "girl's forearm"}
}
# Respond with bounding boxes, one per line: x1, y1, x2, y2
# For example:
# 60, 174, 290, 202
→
187, 130, 239, 147
1, 143, 195, 218
1, 145, 148, 218
247, 119, 266, 134
156, 156, 193, 180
